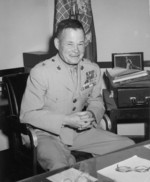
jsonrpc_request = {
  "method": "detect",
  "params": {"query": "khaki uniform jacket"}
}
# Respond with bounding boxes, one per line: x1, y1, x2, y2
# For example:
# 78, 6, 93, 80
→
20, 54, 105, 145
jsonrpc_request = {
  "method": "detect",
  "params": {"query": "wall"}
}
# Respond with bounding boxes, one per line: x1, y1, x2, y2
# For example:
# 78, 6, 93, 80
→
92, 0, 150, 62
0, 0, 150, 71
0, 0, 54, 70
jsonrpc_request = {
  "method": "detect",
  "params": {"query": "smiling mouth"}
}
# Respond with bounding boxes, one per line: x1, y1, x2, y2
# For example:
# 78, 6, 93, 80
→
70, 55, 79, 58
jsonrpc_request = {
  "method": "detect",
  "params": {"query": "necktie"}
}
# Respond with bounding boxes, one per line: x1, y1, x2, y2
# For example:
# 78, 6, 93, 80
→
70, 67, 78, 89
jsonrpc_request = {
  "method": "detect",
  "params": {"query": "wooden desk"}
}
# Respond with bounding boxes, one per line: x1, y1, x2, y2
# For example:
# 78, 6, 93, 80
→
103, 89, 150, 142
18, 140, 150, 182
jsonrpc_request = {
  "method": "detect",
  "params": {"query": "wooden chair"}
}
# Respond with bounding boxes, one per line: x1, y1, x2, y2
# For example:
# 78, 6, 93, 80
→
3, 72, 112, 179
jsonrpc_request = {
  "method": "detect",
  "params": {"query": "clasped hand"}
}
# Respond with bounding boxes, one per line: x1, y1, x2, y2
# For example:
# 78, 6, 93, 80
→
64, 111, 95, 130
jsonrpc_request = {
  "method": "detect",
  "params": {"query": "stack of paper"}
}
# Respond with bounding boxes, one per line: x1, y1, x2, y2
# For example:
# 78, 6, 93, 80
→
113, 70, 148, 83
106, 68, 149, 84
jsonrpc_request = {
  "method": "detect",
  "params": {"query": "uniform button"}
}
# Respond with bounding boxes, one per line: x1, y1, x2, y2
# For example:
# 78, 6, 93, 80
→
72, 107, 76, 111
73, 98, 77, 103
81, 66, 84, 70
57, 66, 61, 70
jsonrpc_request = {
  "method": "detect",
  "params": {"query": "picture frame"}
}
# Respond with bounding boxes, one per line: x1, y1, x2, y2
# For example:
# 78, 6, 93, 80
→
112, 52, 144, 70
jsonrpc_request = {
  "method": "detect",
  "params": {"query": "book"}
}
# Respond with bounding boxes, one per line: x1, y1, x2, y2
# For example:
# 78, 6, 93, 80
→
113, 70, 148, 83
107, 67, 140, 78
106, 68, 149, 84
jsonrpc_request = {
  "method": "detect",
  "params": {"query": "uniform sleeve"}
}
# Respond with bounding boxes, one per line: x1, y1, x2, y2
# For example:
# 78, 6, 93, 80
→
86, 64, 105, 125
20, 66, 65, 135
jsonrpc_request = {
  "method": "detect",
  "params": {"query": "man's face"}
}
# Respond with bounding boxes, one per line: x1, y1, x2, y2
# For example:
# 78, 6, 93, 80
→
55, 28, 85, 65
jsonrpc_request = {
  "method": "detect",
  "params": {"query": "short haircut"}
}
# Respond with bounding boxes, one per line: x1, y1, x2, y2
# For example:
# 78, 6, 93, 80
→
55, 19, 85, 38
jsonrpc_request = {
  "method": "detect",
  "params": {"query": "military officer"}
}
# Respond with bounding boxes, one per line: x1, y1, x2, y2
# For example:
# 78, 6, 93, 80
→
20, 19, 134, 171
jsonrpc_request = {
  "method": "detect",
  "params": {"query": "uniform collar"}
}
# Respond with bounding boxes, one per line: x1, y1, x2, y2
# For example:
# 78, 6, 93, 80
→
57, 54, 82, 71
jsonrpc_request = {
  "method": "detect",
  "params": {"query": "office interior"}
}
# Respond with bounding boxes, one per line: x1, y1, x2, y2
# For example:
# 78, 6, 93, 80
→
0, 0, 150, 181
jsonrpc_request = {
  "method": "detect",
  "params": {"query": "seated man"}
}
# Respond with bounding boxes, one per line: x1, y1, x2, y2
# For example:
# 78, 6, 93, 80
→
20, 18, 134, 171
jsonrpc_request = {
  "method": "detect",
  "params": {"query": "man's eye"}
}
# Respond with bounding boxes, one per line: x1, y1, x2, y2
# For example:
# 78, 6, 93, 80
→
79, 43, 84, 46
67, 43, 73, 46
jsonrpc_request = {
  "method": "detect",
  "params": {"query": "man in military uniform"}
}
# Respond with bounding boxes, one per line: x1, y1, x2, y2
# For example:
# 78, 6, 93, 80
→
20, 19, 134, 171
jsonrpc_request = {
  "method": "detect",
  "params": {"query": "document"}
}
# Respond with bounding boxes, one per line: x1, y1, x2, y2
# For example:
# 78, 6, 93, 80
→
113, 70, 148, 83
106, 67, 139, 78
97, 155, 150, 182
47, 168, 97, 182
105, 68, 149, 84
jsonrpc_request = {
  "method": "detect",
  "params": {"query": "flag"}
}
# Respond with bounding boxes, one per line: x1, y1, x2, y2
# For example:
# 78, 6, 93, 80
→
54, 0, 97, 62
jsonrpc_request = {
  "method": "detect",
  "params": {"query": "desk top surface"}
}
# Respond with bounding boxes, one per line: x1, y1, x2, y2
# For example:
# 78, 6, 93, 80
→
19, 140, 150, 182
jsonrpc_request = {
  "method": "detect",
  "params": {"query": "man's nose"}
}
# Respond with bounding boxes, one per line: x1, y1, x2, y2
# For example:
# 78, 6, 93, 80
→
73, 45, 79, 52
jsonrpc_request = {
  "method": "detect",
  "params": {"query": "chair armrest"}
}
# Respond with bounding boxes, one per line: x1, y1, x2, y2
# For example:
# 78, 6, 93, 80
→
8, 114, 38, 174
8, 115, 38, 147
23, 123, 38, 148
100, 113, 112, 131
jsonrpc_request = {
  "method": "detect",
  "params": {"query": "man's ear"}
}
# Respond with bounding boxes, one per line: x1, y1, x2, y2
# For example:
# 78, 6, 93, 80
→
54, 38, 59, 50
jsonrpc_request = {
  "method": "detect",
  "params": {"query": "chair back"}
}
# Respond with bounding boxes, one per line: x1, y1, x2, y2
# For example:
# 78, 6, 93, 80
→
3, 72, 29, 152
3, 73, 29, 117
3, 72, 46, 178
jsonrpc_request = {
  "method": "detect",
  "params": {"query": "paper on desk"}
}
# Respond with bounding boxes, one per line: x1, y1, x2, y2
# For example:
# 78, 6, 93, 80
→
47, 168, 97, 182
97, 155, 150, 182
144, 144, 150, 150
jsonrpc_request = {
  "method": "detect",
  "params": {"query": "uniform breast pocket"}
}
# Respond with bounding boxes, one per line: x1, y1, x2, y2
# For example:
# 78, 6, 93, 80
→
46, 89, 70, 103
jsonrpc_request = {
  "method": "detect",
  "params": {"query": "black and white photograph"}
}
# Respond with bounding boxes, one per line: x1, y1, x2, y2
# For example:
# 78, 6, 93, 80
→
112, 52, 144, 70
0, 1, 150, 182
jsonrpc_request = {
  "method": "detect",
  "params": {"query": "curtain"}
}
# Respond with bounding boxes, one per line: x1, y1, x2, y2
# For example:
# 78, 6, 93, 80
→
54, 0, 97, 63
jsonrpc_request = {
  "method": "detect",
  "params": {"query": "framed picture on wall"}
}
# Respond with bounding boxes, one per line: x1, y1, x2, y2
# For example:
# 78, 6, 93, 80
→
112, 52, 144, 70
